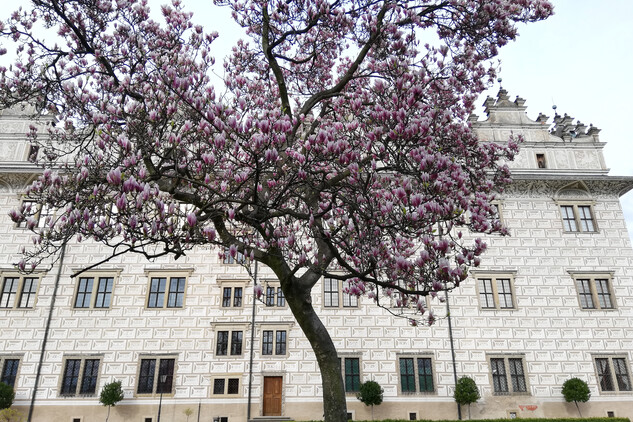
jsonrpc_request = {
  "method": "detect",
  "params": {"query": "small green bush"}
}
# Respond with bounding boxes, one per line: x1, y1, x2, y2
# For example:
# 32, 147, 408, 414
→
0, 383, 14, 410
562, 377, 591, 417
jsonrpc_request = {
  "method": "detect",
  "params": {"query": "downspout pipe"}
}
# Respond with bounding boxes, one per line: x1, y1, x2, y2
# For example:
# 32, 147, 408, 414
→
28, 242, 67, 422
247, 260, 259, 422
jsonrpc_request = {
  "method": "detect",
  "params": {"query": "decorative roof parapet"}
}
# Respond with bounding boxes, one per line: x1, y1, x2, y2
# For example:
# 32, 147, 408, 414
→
550, 112, 600, 142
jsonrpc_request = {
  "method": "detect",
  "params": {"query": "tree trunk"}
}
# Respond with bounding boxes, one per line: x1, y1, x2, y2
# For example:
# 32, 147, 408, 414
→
283, 278, 348, 422
105, 405, 111, 422
575, 401, 582, 418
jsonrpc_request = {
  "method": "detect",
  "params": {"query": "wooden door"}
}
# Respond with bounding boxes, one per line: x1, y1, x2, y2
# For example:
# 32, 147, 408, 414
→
263, 376, 283, 416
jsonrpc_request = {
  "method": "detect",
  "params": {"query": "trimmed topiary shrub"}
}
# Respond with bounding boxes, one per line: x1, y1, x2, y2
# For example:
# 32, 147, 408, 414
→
454, 376, 480, 420
562, 377, 591, 417
357, 380, 383, 420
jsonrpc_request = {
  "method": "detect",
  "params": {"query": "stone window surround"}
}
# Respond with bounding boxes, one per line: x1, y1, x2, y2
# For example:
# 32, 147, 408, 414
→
396, 352, 437, 395
0, 272, 43, 309
58, 354, 103, 397
134, 353, 178, 398
568, 271, 617, 311
143, 269, 193, 310
71, 269, 122, 310
487, 353, 530, 396
472, 270, 518, 311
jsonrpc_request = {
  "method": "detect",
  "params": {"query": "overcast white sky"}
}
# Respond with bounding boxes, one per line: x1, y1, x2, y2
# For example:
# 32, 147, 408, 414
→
2, 0, 632, 241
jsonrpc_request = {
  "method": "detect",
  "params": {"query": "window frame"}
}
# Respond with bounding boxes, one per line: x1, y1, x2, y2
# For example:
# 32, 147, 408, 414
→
339, 355, 362, 394
58, 355, 103, 397
474, 272, 517, 310
0, 274, 42, 309
397, 354, 436, 395
593, 355, 632, 394
488, 355, 530, 396
72, 272, 119, 310
557, 201, 598, 233
569, 272, 616, 311
135, 355, 177, 397
213, 323, 249, 358
322, 277, 359, 309
211, 375, 242, 397
0, 356, 21, 388
263, 282, 286, 308
144, 271, 191, 310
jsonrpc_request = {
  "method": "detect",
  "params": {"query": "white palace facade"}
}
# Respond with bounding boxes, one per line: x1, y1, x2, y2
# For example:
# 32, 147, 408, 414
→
1, 90, 633, 422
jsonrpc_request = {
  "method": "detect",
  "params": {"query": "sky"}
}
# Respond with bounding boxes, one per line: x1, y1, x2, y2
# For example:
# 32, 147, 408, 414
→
1, 0, 632, 240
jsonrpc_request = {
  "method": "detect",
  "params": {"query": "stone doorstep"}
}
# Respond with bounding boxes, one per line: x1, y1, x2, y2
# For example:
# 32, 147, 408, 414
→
248, 417, 295, 422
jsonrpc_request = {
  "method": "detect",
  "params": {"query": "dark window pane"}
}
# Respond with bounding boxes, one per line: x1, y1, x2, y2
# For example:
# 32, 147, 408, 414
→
266, 287, 275, 306
138, 359, 156, 394
231, 331, 243, 355
222, 288, 231, 307
216, 331, 228, 356
491, 358, 508, 393
262, 331, 273, 355
417, 358, 434, 392
613, 358, 631, 391
227, 378, 239, 394
344, 358, 360, 392
0, 278, 19, 308
80, 359, 100, 394
158, 359, 175, 393
275, 331, 287, 355
1, 359, 19, 387
233, 287, 243, 307
508, 358, 526, 392
399, 358, 415, 392
596, 358, 614, 391
61, 359, 81, 395
213, 378, 225, 395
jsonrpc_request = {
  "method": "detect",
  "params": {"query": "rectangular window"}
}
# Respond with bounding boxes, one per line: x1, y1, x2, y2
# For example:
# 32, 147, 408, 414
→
215, 330, 244, 356
74, 276, 114, 309
490, 356, 528, 395
1, 358, 20, 387
573, 275, 615, 310
399, 356, 435, 393
147, 276, 186, 309
324, 278, 339, 307
560, 204, 597, 233
230, 331, 243, 355
60, 357, 101, 396
137, 357, 176, 395
477, 275, 516, 310
344, 358, 361, 393
262, 331, 273, 355
212, 377, 240, 396
221, 286, 244, 308
261, 329, 288, 356
324, 278, 358, 308
1, 276, 39, 309
264, 285, 285, 307
595, 357, 632, 393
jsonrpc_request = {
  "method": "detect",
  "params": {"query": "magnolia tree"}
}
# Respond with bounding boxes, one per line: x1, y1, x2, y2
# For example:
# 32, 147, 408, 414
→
0, 0, 552, 420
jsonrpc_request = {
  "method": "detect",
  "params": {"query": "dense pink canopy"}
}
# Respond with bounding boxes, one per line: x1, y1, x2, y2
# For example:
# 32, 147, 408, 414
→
1, 0, 552, 319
